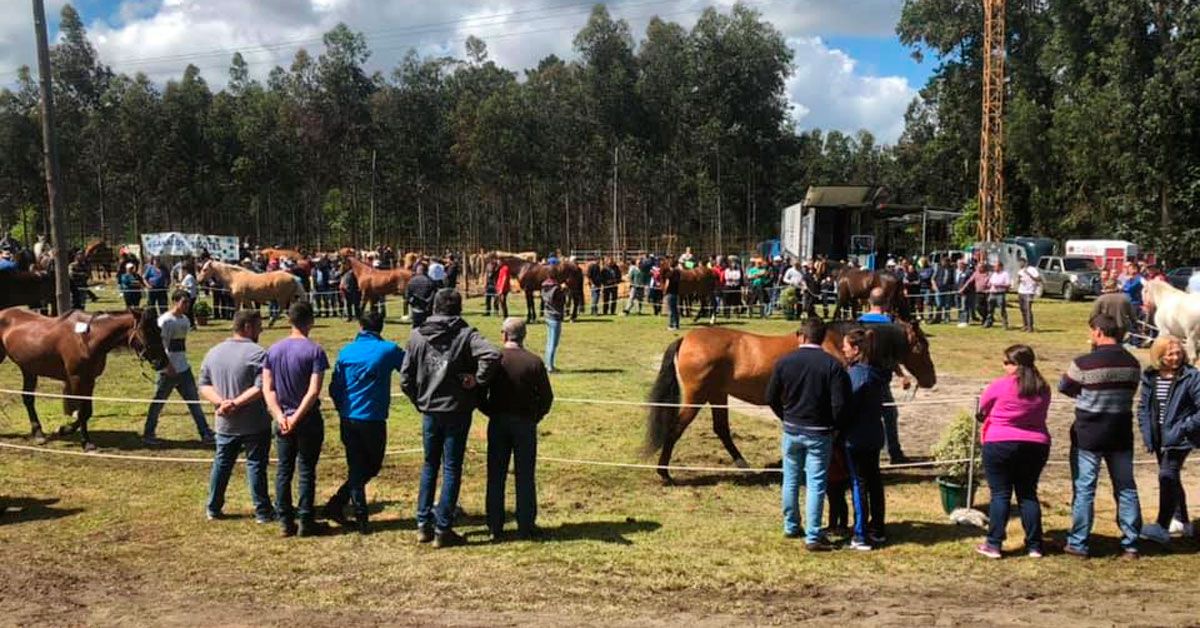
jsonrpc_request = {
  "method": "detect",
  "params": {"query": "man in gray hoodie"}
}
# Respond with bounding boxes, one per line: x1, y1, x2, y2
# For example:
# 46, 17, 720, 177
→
401, 288, 500, 548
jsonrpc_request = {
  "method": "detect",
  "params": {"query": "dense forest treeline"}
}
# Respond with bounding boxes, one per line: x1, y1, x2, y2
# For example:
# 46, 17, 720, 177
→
1, 2, 1198, 259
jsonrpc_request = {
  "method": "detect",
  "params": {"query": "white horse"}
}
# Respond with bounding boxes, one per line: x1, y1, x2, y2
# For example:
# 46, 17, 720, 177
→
1143, 279, 1200, 356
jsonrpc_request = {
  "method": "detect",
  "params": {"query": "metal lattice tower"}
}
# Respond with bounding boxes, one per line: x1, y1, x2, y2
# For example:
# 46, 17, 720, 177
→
978, 0, 1006, 242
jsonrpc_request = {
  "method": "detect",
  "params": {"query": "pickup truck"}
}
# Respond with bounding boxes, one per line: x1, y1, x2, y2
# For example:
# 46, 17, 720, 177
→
1036, 255, 1101, 300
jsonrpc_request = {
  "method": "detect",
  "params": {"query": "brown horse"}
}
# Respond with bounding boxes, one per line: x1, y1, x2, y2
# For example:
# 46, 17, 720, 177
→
345, 255, 412, 313
834, 269, 910, 321
0, 308, 168, 449
677, 266, 719, 324
83, 239, 116, 280
517, 260, 584, 323
0, 271, 54, 311
198, 261, 305, 326
643, 320, 936, 484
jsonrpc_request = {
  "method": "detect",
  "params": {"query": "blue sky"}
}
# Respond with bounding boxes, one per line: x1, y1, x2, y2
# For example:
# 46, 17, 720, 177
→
3, 0, 935, 143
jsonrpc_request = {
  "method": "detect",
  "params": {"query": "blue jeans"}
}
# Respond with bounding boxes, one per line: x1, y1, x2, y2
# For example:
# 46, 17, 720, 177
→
665, 294, 680, 329
274, 413, 325, 522
143, 369, 213, 440
845, 443, 885, 542
781, 431, 833, 543
959, 293, 974, 323
1068, 447, 1142, 552
418, 413, 472, 531
982, 441, 1048, 551
486, 413, 539, 534
590, 286, 601, 315
207, 431, 272, 519
544, 318, 562, 371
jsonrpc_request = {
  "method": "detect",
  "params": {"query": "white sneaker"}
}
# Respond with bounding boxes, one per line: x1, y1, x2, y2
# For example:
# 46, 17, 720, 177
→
849, 538, 873, 551
1168, 519, 1195, 537
957, 322, 968, 328
1140, 522, 1171, 544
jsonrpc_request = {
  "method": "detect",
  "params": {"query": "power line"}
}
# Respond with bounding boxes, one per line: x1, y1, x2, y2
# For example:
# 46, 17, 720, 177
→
0, 0, 730, 79
3, 0, 775, 82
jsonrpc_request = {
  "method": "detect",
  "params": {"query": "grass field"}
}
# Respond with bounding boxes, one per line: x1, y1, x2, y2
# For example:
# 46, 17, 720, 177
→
2, 292, 1199, 625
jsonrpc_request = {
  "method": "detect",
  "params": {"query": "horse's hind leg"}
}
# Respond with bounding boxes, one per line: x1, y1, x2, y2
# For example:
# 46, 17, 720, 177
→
657, 402, 701, 486
711, 395, 748, 468
21, 371, 46, 444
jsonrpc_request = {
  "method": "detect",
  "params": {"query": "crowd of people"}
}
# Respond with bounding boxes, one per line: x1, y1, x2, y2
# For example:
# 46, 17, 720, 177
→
767, 305, 1197, 557
166, 290, 552, 543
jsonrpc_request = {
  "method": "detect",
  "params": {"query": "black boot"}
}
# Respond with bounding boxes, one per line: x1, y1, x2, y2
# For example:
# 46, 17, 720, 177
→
280, 519, 298, 538
433, 528, 467, 549
323, 498, 350, 527
356, 514, 371, 536
298, 518, 330, 537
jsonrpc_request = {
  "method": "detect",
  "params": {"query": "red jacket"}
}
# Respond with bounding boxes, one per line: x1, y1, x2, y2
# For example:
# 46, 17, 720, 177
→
496, 265, 511, 294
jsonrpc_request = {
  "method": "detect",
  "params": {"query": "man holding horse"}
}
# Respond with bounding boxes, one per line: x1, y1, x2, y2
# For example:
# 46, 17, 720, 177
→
765, 318, 850, 551
858, 289, 909, 464
142, 290, 217, 447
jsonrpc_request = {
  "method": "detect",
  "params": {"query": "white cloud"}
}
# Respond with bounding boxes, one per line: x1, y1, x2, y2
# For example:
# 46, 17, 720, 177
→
0, 1, 915, 142
786, 36, 915, 143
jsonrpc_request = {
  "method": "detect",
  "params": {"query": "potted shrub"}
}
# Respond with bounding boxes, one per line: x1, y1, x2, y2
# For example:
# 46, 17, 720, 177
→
192, 300, 212, 326
931, 411, 982, 514
778, 286, 799, 320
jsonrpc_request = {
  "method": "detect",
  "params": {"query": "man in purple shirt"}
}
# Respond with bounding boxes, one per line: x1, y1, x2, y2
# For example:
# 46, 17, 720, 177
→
264, 301, 330, 537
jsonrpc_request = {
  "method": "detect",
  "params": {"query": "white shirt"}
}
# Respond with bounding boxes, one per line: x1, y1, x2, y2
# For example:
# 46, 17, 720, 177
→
428, 262, 446, 282
1188, 272, 1200, 294
783, 267, 804, 287
181, 274, 198, 299
1016, 266, 1040, 295
158, 311, 192, 373
987, 270, 1011, 293
723, 268, 742, 287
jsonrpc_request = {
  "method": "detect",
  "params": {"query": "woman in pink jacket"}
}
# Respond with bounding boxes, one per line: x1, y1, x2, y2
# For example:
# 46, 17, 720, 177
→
974, 344, 1051, 559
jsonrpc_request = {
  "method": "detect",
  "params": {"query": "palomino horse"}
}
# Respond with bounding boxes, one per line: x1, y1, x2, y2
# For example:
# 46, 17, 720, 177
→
344, 255, 412, 313
0, 308, 168, 449
643, 321, 936, 484
1143, 279, 1200, 356
198, 261, 305, 326
83, 239, 116, 280
833, 269, 910, 321
0, 271, 54, 311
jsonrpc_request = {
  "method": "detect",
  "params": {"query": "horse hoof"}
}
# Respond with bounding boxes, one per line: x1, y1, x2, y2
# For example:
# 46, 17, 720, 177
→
658, 474, 675, 487
733, 457, 751, 469
32, 432, 47, 445
82, 441, 97, 452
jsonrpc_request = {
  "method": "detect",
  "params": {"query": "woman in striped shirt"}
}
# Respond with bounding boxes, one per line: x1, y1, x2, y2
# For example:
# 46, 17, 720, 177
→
1137, 335, 1200, 543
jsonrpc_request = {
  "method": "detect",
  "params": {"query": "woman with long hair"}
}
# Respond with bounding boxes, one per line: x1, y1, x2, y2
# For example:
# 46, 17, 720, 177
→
975, 344, 1051, 559
1137, 335, 1200, 543
840, 327, 890, 550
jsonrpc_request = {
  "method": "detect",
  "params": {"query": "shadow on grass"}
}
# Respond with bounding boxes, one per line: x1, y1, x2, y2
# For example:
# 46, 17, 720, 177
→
0, 430, 212, 452
887, 520, 981, 546
0, 497, 84, 525
554, 368, 625, 375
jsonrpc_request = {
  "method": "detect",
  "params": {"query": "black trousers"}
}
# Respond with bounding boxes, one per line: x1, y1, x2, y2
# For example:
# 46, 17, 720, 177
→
329, 420, 387, 519
1156, 448, 1190, 528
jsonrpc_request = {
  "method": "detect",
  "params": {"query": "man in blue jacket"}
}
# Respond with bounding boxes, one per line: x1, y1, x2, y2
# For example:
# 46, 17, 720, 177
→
765, 318, 850, 551
326, 310, 406, 534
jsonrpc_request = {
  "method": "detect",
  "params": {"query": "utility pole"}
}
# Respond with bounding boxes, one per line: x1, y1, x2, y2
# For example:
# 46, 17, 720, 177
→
33, 0, 71, 315
612, 144, 619, 256
369, 149, 377, 249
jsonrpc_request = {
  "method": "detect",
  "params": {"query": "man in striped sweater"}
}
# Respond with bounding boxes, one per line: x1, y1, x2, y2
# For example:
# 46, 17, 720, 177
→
1058, 313, 1144, 559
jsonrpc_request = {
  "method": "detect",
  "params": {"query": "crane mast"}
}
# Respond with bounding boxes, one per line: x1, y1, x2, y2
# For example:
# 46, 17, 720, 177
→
978, 0, 1006, 242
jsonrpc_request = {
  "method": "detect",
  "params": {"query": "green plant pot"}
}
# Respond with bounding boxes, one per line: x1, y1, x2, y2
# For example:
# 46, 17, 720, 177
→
937, 477, 978, 514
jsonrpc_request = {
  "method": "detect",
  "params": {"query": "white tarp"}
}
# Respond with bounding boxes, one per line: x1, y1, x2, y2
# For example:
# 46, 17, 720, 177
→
141, 233, 240, 262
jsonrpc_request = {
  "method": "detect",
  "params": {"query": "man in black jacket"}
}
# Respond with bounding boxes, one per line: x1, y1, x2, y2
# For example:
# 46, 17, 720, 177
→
400, 289, 501, 548
405, 263, 437, 327
480, 318, 553, 540
765, 318, 850, 551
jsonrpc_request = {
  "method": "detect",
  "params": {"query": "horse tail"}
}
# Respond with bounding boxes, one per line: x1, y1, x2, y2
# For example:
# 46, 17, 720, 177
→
644, 337, 684, 456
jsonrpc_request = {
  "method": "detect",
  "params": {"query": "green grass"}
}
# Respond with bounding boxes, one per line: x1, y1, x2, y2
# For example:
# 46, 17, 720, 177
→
2, 294, 1198, 624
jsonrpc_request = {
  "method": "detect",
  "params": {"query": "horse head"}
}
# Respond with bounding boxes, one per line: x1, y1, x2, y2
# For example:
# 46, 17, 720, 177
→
899, 320, 936, 388
128, 309, 169, 371
197, 260, 214, 282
